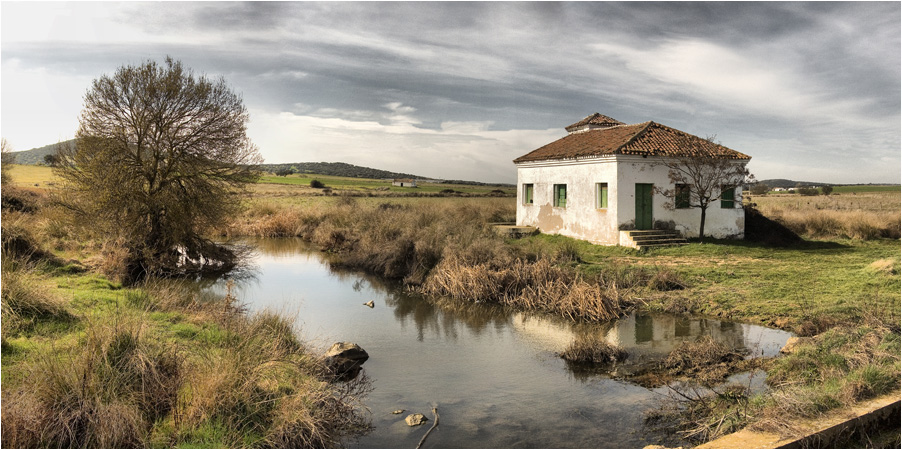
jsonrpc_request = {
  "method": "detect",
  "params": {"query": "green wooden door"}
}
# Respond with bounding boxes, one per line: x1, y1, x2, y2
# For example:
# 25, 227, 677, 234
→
635, 183, 653, 230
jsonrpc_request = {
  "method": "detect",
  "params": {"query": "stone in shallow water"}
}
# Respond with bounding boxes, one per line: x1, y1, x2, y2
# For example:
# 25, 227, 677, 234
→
323, 342, 369, 381
391, 409, 405, 415
405, 413, 428, 426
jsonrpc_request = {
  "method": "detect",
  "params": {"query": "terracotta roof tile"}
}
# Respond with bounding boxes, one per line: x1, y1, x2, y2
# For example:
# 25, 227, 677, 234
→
564, 113, 625, 132
514, 120, 750, 163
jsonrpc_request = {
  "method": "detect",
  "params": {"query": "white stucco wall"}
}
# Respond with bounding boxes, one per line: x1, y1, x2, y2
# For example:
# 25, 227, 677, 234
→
516, 157, 620, 245
516, 155, 746, 244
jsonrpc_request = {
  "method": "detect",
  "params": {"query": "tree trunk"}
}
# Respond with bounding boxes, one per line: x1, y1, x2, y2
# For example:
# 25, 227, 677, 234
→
698, 207, 707, 243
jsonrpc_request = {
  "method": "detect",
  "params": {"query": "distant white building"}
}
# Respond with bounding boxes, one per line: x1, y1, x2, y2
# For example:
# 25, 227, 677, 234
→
392, 178, 417, 187
513, 113, 751, 245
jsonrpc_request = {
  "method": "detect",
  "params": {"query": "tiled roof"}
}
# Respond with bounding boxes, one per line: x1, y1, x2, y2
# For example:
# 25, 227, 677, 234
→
564, 113, 625, 132
514, 121, 750, 163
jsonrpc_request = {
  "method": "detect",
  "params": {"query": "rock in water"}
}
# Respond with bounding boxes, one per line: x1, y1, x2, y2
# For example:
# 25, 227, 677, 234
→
364, 300, 375, 308
405, 413, 428, 426
391, 409, 405, 415
323, 342, 369, 381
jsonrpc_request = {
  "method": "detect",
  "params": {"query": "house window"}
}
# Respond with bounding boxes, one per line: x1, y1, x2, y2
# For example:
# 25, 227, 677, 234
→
596, 183, 608, 209
675, 184, 691, 209
721, 187, 736, 208
523, 184, 534, 205
553, 184, 567, 208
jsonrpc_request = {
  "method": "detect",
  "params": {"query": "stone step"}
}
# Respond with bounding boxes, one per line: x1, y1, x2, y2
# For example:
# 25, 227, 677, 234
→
630, 234, 684, 242
627, 230, 680, 236
634, 237, 688, 245
622, 229, 688, 250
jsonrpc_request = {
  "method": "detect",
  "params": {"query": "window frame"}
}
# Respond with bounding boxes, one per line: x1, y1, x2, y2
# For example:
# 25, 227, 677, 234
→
523, 183, 534, 205
596, 182, 608, 209
720, 186, 736, 209
675, 183, 691, 209
553, 184, 567, 208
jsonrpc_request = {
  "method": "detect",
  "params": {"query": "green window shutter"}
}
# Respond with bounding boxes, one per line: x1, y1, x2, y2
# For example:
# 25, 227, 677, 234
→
675, 184, 690, 209
598, 183, 608, 209
554, 184, 567, 207
721, 187, 735, 208
524, 184, 533, 204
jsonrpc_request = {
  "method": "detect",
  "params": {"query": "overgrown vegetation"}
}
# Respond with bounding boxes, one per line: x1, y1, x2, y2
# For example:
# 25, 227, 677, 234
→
1, 182, 370, 448
220, 198, 687, 322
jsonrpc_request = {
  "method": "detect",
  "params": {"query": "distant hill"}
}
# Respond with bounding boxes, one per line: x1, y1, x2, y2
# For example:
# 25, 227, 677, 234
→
757, 179, 828, 189
757, 179, 900, 189
261, 162, 425, 181
9, 140, 73, 165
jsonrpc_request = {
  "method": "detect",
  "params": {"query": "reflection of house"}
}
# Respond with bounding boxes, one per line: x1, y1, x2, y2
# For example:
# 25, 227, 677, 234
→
392, 178, 417, 187
513, 113, 751, 244
603, 314, 749, 356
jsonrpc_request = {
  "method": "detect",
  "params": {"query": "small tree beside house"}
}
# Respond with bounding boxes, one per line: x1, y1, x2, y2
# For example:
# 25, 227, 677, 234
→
655, 135, 754, 243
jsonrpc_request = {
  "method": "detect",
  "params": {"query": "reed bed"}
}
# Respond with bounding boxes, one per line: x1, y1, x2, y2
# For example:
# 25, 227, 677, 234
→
225, 198, 653, 322
422, 256, 628, 322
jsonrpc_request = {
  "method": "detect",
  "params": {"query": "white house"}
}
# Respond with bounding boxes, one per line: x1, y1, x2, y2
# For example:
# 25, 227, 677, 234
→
392, 178, 417, 187
513, 113, 751, 245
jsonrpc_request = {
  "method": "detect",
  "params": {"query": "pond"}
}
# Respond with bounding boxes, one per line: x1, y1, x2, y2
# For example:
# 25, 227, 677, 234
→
210, 238, 792, 448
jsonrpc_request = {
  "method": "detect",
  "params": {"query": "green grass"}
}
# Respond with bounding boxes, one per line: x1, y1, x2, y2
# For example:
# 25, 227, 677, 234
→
556, 236, 900, 332
832, 185, 900, 193
259, 172, 514, 194
5, 164, 58, 186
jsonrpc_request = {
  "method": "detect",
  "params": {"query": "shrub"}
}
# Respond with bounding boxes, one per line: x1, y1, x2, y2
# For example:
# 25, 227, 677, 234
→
310, 179, 326, 189
1, 259, 73, 339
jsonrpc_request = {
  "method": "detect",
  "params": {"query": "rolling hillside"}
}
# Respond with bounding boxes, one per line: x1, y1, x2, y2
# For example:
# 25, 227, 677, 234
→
8, 140, 73, 165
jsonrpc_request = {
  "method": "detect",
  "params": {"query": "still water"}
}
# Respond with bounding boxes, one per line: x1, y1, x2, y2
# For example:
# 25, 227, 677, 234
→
211, 238, 792, 448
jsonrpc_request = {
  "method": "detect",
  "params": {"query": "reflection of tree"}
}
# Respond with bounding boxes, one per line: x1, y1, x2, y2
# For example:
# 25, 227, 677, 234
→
382, 290, 514, 342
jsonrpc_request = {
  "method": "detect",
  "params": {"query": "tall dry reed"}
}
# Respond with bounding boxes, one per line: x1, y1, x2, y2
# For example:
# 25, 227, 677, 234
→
422, 256, 628, 322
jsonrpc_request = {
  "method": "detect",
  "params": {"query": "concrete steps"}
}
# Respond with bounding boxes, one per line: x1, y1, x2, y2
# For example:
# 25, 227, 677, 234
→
622, 230, 688, 250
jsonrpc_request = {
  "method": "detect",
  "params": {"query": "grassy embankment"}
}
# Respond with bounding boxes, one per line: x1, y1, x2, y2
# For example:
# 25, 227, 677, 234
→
1, 165, 370, 448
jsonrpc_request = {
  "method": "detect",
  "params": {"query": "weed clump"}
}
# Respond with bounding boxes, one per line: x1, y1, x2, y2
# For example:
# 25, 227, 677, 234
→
662, 335, 747, 384
1, 259, 74, 340
560, 336, 627, 364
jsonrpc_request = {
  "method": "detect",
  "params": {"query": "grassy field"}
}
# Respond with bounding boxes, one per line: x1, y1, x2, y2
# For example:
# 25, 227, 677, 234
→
832, 185, 901, 193
259, 172, 514, 195
5, 164, 59, 187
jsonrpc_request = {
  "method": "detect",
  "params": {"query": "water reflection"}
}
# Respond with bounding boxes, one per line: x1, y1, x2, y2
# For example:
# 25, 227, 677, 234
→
212, 238, 792, 449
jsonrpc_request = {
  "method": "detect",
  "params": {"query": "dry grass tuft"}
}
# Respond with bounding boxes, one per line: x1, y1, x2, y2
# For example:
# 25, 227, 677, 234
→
2, 315, 181, 448
1, 258, 73, 339
662, 335, 747, 385
560, 336, 627, 364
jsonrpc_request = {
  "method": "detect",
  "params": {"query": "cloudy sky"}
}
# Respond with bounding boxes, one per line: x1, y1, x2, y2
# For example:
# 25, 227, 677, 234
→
2, 2, 899, 184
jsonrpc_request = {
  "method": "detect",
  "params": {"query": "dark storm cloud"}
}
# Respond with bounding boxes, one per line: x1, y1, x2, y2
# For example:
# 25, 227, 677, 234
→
3, 2, 899, 183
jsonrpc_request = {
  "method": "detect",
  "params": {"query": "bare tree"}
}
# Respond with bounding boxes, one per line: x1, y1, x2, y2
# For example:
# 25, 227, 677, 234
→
1, 138, 14, 185
656, 135, 753, 243
56, 57, 262, 282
